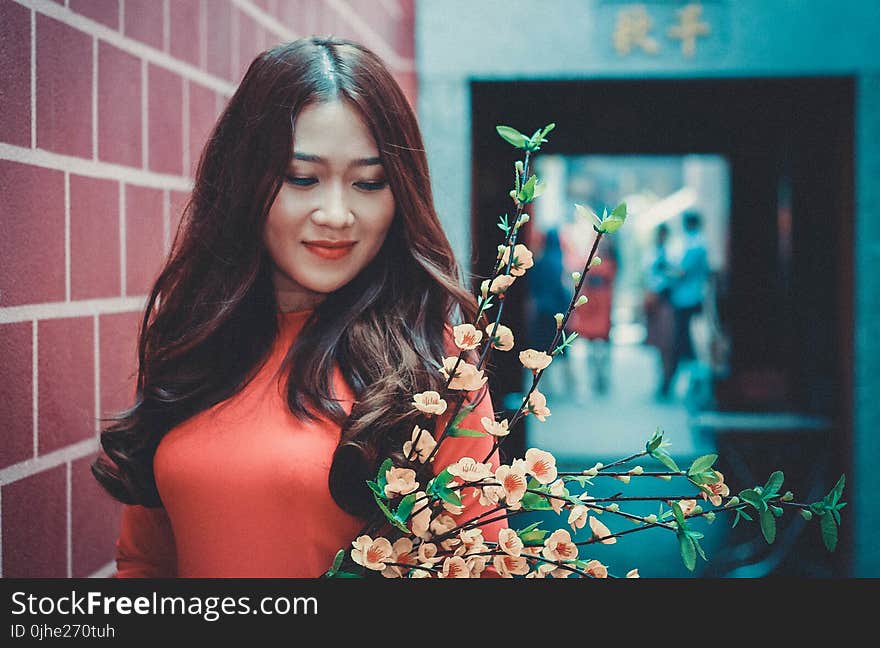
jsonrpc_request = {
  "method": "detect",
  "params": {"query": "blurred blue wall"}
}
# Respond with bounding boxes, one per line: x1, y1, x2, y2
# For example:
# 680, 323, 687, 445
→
416, 0, 880, 576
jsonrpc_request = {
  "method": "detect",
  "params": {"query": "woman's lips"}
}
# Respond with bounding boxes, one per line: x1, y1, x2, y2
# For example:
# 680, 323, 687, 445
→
303, 242, 356, 260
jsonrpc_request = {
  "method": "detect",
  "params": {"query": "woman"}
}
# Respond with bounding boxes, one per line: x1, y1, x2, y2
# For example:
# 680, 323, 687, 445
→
92, 37, 505, 577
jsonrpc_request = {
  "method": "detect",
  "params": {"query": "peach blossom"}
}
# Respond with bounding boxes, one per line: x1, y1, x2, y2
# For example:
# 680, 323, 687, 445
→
439, 556, 470, 578
440, 356, 488, 391
402, 425, 437, 463
568, 504, 589, 531
525, 448, 558, 484
626, 568, 640, 578
519, 349, 553, 371
525, 390, 551, 422
478, 483, 505, 507
409, 492, 432, 539
382, 537, 416, 578
493, 553, 530, 577
458, 527, 485, 551
495, 460, 528, 505
542, 528, 578, 562
481, 416, 510, 437
486, 323, 514, 351
467, 555, 490, 577
429, 513, 458, 537
700, 470, 730, 506
411, 391, 448, 416
453, 323, 483, 351
351, 535, 394, 571
417, 542, 440, 564
501, 243, 535, 276
447, 457, 493, 484
548, 478, 567, 514
488, 274, 516, 295
497, 528, 525, 557
584, 559, 608, 578
677, 499, 698, 517
589, 515, 617, 544
384, 466, 418, 498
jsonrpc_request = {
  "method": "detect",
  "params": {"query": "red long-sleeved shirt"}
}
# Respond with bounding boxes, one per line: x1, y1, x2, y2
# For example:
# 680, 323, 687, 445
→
113, 309, 507, 578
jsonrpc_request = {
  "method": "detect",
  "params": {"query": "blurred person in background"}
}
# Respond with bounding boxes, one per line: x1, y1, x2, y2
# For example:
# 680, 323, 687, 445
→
643, 223, 675, 399
659, 210, 709, 400
562, 226, 619, 401
526, 227, 573, 400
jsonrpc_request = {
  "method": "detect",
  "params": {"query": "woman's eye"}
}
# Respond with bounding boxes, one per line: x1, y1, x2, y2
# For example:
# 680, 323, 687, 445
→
355, 180, 388, 191
286, 176, 317, 187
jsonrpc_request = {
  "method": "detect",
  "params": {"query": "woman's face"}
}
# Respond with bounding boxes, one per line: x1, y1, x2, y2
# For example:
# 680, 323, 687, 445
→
263, 100, 396, 312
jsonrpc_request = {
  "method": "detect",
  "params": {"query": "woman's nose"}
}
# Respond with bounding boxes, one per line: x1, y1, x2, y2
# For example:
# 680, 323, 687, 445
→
311, 182, 354, 227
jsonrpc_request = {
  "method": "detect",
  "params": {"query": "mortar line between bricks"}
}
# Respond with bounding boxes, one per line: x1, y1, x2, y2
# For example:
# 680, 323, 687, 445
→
0, 296, 148, 324
64, 172, 71, 302
15, 0, 236, 95
30, 8, 36, 148
0, 438, 101, 487
229, 0, 297, 41
66, 461, 72, 577
32, 320, 38, 459
0, 142, 194, 190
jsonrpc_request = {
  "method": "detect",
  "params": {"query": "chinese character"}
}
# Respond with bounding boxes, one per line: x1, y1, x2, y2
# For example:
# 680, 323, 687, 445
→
613, 5, 660, 56
667, 3, 710, 57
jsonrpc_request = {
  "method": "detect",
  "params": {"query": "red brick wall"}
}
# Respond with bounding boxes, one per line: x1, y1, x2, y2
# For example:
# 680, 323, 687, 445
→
0, 0, 415, 578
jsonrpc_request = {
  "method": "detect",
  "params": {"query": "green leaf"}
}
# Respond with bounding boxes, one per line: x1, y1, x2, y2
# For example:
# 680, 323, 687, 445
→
670, 501, 686, 528
373, 493, 410, 533
449, 404, 477, 431
829, 474, 846, 505
519, 527, 550, 545
731, 510, 742, 528
574, 203, 599, 226
333, 571, 364, 578
820, 511, 838, 552
760, 509, 777, 544
650, 447, 680, 472
394, 492, 418, 525
678, 533, 696, 571
599, 202, 627, 234
520, 491, 554, 511
540, 122, 556, 139
739, 488, 767, 513
323, 549, 346, 577
646, 428, 663, 453
739, 509, 753, 521
447, 427, 486, 438
691, 537, 708, 562
763, 471, 785, 497
376, 458, 394, 494
688, 454, 718, 476
496, 125, 530, 149
366, 479, 383, 499
518, 174, 538, 203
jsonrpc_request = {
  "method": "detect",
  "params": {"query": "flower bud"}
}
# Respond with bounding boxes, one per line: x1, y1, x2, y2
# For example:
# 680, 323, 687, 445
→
519, 214, 530, 224
575, 295, 589, 308
606, 503, 620, 513
554, 313, 564, 329
628, 466, 644, 475
692, 505, 703, 515
590, 257, 602, 268
781, 491, 794, 502
656, 474, 672, 481
515, 160, 524, 173
725, 496, 740, 507
571, 271, 582, 283
582, 467, 598, 477
497, 244, 507, 256
645, 514, 658, 524
704, 511, 716, 524
509, 189, 517, 200
480, 280, 490, 298
800, 509, 813, 521
614, 475, 631, 484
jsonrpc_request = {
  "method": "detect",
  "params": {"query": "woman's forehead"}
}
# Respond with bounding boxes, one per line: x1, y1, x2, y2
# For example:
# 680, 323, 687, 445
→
291, 101, 380, 164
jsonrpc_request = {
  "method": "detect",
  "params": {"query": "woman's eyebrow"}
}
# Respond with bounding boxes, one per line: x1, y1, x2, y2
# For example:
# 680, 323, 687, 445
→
292, 152, 382, 167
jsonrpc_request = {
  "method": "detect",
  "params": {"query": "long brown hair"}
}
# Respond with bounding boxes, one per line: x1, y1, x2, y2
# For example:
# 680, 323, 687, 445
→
92, 37, 490, 518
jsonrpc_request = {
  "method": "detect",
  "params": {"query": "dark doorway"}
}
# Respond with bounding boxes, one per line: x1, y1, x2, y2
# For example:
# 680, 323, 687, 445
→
470, 78, 854, 575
